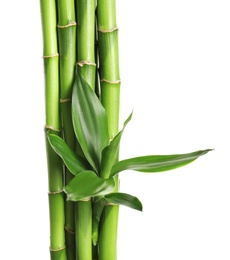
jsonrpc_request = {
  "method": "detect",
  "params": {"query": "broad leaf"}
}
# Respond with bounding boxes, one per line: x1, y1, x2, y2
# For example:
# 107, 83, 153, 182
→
105, 192, 143, 211
100, 112, 133, 178
111, 149, 212, 177
72, 70, 109, 173
47, 134, 88, 175
65, 170, 115, 201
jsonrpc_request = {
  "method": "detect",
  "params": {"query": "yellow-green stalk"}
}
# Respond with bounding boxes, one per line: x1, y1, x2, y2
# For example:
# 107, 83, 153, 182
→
40, 0, 66, 259
56, 0, 77, 259
97, 0, 120, 259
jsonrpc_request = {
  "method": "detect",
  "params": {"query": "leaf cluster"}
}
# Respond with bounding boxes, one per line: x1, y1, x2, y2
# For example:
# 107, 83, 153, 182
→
47, 69, 212, 244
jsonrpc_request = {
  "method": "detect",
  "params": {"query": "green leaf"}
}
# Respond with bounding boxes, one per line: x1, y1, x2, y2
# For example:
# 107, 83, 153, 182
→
100, 112, 132, 178
72, 70, 109, 173
47, 134, 88, 175
111, 149, 213, 177
65, 170, 115, 201
105, 192, 143, 211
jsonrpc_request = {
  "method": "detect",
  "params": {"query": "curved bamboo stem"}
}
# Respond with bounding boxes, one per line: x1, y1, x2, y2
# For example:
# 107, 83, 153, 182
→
40, 0, 66, 259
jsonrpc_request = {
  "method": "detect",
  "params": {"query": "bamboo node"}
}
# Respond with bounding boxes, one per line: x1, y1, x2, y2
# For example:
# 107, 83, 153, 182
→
60, 98, 72, 103
44, 125, 62, 132
65, 226, 75, 234
77, 60, 96, 67
79, 197, 91, 202
50, 246, 66, 252
100, 79, 121, 84
48, 189, 64, 195
98, 27, 119, 33
57, 21, 77, 29
42, 53, 59, 59
105, 202, 116, 206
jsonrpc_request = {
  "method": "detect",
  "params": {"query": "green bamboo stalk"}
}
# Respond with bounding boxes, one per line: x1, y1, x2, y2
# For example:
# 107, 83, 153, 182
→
75, 200, 93, 260
97, 1, 121, 259
75, 0, 96, 259
76, 0, 96, 90
40, 0, 66, 259
56, 1, 77, 259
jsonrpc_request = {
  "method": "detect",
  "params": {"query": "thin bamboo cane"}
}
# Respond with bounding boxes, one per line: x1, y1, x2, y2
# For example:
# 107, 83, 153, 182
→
40, 0, 66, 259
97, 1, 120, 259
56, 0, 77, 259
76, 0, 96, 90
75, 0, 96, 259
75, 199, 93, 260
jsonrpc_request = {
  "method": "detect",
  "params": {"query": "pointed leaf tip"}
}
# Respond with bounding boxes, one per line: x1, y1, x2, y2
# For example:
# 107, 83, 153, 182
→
111, 149, 212, 176
105, 192, 143, 211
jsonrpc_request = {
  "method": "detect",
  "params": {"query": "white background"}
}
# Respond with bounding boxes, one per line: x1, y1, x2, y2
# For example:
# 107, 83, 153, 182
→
0, 0, 229, 259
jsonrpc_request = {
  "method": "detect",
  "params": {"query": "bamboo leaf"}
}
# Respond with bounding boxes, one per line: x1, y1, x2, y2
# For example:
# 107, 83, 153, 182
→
92, 191, 142, 246
47, 134, 88, 175
111, 149, 213, 177
100, 112, 132, 178
105, 192, 143, 211
65, 170, 115, 201
72, 70, 109, 173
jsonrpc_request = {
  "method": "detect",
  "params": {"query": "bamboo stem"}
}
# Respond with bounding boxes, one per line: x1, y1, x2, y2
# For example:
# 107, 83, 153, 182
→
75, 0, 96, 258
40, 0, 66, 259
97, 0, 120, 259
76, 0, 96, 90
75, 201, 93, 260
56, 0, 77, 259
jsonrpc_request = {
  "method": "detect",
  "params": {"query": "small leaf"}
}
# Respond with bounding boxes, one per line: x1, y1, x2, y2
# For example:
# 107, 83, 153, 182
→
105, 192, 143, 211
100, 112, 132, 178
111, 149, 213, 177
47, 134, 88, 175
72, 70, 109, 173
65, 170, 115, 201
